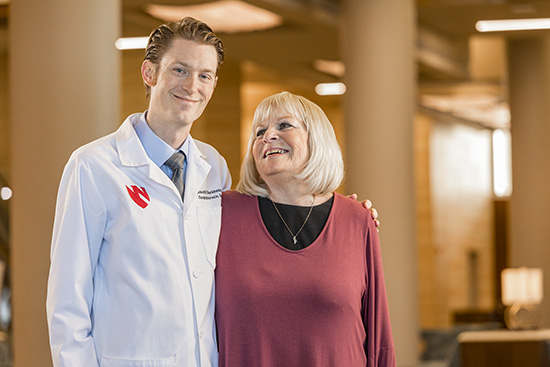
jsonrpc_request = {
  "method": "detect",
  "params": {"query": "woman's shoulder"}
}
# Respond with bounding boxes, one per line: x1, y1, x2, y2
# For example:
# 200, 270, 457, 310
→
333, 192, 367, 210
221, 191, 259, 221
333, 193, 373, 223
222, 190, 257, 204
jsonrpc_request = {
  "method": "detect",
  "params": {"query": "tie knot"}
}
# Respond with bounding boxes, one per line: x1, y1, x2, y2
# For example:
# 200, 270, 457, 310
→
165, 151, 185, 171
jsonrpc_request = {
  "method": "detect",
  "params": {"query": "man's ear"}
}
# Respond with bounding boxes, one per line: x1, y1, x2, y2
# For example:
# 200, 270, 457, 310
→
141, 60, 156, 87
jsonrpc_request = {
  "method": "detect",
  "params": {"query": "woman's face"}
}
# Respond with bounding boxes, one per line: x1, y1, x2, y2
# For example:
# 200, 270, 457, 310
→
252, 113, 309, 182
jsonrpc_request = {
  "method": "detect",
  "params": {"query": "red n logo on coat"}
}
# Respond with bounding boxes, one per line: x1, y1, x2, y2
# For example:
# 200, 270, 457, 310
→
126, 185, 150, 209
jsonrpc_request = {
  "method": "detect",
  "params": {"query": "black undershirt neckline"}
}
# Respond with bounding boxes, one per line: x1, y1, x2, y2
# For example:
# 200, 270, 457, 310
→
258, 195, 334, 251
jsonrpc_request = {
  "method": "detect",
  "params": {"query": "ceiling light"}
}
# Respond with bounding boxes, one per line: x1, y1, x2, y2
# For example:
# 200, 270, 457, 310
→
115, 37, 149, 50
315, 83, 346, 96
476, 18, 550, 32
146, 0, 283, 34
0, 187, 12, 201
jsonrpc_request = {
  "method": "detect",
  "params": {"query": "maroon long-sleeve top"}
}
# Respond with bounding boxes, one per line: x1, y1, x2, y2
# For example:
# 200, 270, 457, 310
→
215, 191, 396, 367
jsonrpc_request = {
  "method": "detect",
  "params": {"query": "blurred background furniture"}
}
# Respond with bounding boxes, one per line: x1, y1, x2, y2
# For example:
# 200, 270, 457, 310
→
458, 329, 550, 367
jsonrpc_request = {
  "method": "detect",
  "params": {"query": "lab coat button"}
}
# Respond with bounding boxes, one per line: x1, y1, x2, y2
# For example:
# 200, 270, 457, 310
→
193, 270, 201, 278
199, 330, 205, 338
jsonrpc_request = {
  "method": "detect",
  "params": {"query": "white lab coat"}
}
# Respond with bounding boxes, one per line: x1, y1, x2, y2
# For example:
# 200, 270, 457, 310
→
47, 113, 231, 367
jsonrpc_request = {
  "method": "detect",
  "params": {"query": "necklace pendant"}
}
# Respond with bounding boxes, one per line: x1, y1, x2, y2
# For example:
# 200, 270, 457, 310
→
270, 196, 315, 248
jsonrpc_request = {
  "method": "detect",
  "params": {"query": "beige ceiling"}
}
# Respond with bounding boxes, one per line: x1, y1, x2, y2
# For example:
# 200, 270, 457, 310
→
118, 0, 550, 128
121, 0, 550, 82
418, 0, 550, 37
122, 0, 341, 87
3, 0, 550, 86
3, 1, 550, 126
3, 0, 550, 83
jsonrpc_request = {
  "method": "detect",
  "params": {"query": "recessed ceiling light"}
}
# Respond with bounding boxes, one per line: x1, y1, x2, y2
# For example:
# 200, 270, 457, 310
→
315, 82, 346, 96
0, 187, 12, 201
145, 0, 283, 34
115, 37, 149, 50
476, 18, 550, 32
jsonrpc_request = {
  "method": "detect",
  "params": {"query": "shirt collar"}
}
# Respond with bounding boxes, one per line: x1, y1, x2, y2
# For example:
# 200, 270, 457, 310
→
134, 111, 190, 167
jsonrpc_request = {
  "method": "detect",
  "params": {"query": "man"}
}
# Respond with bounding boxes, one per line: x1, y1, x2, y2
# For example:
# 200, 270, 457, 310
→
47, 17, 228, 366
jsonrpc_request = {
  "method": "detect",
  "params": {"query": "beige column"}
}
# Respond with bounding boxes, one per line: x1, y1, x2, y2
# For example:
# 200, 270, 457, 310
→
191, 60, 242, 187
9, 0, 120, 365
507, 37, 550, 327
341, 0, 418, 364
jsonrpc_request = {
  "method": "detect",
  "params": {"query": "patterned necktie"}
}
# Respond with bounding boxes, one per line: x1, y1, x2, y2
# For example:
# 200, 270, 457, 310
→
164, 151, 185, 199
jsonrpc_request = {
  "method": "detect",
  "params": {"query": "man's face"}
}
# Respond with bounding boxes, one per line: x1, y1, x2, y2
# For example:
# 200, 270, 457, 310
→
142, 38, 218, 129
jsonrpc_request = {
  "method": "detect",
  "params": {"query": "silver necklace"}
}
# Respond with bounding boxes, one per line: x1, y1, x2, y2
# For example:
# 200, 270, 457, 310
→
270, 196, 316, 245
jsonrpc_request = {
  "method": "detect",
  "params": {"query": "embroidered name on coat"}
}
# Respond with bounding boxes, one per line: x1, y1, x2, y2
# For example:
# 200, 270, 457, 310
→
198, 188, 222, 200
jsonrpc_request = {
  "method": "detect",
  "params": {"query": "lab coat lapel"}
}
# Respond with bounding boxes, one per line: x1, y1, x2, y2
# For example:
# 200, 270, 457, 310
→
115, 114, 175, 188
183, 136, 211, 213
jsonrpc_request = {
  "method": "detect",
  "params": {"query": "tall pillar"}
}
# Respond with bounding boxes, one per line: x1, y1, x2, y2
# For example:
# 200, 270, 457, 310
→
192, 60, 242, 187
341, 0, 418, 364
9, 0, 120, 365
507, 37, 550, 327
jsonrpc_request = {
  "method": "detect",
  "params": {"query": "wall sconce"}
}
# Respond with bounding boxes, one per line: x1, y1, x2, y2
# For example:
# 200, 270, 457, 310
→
501, 267, 543, 330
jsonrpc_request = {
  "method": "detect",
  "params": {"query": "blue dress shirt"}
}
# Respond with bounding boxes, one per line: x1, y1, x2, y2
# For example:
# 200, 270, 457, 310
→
134, 112, 189, 184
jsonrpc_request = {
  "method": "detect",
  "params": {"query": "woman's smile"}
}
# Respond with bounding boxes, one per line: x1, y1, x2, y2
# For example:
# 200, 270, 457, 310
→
263, 148, 289, 158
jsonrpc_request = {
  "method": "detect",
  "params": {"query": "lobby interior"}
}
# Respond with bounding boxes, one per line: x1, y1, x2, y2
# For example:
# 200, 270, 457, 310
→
2, 0, 550, 366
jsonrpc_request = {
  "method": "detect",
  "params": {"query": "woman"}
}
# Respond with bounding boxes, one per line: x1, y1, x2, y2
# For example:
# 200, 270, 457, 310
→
215, 92, 395, 366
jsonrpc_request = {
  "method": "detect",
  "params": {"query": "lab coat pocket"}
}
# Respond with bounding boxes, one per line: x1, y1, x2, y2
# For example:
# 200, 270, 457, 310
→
100, 355, 176, 367
197, 206, 222, 268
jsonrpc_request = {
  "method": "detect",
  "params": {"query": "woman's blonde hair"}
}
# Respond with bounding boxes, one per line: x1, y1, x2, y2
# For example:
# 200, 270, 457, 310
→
237, 91, 344, 197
